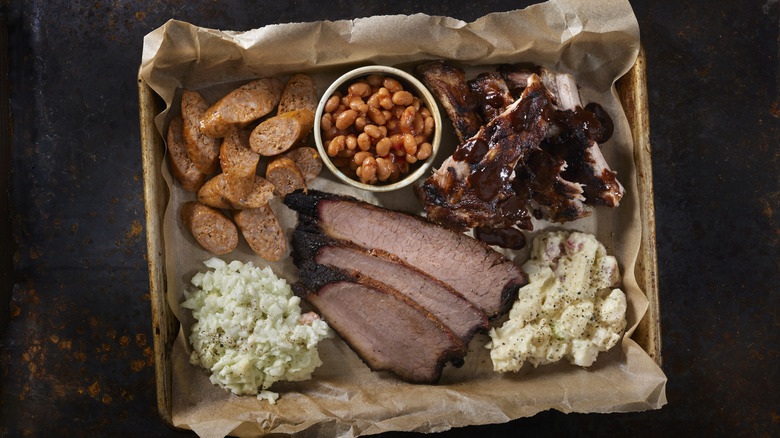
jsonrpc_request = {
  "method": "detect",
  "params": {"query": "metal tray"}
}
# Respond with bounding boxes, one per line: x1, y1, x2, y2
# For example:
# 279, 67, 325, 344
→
139, 47, 660, 430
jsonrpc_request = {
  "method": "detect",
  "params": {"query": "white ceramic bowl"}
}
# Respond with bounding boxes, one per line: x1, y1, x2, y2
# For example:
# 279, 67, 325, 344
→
314, 65, 442, 192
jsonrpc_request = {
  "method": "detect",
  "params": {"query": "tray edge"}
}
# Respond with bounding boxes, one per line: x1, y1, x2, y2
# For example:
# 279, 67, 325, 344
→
616, 46, 663, 367
138, 74, 182, 430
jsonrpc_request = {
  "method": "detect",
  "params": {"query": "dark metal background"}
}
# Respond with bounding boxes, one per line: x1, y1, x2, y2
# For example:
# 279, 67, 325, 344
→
1, 1, 777, 436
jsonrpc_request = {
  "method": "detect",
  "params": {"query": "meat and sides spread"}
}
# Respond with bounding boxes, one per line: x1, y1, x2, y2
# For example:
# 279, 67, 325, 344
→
169, 60, 629, 399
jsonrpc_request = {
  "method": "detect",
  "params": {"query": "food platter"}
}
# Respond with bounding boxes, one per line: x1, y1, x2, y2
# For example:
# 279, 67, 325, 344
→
140, 6, 663, 436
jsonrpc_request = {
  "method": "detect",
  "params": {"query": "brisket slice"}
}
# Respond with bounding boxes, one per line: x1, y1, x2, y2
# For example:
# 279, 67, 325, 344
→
293, 262, 465, 383
284, 190, 526, 318
291, 228, 489, 344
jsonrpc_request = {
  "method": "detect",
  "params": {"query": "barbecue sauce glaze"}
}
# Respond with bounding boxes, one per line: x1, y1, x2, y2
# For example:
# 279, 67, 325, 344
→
449, 99, 613, 249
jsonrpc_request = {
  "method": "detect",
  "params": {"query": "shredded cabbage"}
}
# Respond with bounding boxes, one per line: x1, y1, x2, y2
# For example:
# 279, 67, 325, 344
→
181, 258, 331, 403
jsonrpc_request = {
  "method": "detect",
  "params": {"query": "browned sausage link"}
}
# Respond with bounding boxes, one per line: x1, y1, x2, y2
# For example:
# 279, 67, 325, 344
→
181, 201, 238, 255
238, 176, 275, 209
166, 115, 206, 192
219, 127, 259, 205
197, 174, 233, 209
278, 73, 318, 114
197, 173, 275, 210
181, 90, 221, 174
233, 205, 286, 261
199, 77, 283, 138
249, 109, 315, 156
265, 155, 306, 197
284, 146, 322, 183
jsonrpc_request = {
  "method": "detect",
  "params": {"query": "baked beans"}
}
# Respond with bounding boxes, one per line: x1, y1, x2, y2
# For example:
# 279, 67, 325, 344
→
322, 73, 436, 185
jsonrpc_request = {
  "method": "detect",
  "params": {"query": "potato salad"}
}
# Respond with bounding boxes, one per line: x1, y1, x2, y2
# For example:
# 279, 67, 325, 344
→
487, 231, 627, 372
182, 258, 331, 403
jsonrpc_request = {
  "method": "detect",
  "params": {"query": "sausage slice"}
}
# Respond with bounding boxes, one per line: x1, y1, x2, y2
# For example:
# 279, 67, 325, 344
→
181, 90, 221, 174
181, 201, 238, 255
198, 173, 275, 210
196, 174, 232, 209
233, 205, 286, 261
249, 109, 315, 156
219, 128, 260, 205
278, 73, 318, 114
266, 155, 307, 197
166, 115, 206, 192
199, 77, 283, 138
285, 146, 322, 183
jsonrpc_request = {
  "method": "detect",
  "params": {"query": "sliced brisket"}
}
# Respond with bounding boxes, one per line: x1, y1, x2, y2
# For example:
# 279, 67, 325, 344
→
293, 262, 465, 383
291, 229, 489, 344
284, 190, 526, 318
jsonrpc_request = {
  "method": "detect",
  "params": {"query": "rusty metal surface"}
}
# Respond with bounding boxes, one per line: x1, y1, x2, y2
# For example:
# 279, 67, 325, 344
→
0, 1, 777, 437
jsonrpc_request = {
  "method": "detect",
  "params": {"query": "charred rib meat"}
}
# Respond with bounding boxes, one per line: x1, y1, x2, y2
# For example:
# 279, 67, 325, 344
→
415, 62, 625, 235
416, 61, 483, 143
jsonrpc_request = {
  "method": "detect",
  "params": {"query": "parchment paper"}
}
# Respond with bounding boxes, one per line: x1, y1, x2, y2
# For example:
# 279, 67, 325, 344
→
139, 1, 667, 436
